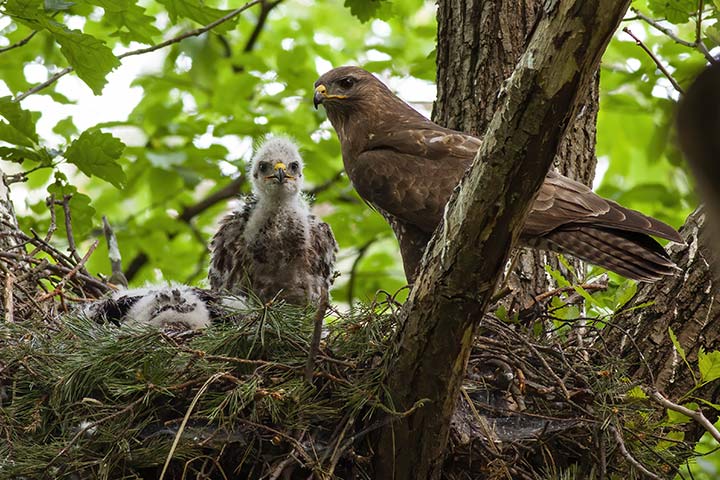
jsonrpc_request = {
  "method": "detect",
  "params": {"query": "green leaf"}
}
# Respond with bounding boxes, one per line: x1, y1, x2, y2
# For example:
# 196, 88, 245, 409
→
0, 146, 51, 164
647, 0, 695, 24
0, 96, 38, 142
573, 285, 604, 309
495, 304, 508, 322
545, 264, 571, 287
698, 348, 720, 384
627, 386, 647, 400
37, 17, 120, 94
88, 0, 160, 44
4, 0, 43, 18
666, 402, 698, 424
0, 122, 35, 147
344, 0, 387, 22
157, 0, 233, 31
695, 397, 720, 411
668, 327, 687, 362
64, 130, 126, 188
656, 429, 684, 451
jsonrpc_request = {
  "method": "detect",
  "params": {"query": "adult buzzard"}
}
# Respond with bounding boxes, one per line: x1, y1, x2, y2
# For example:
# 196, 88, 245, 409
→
209, 136, 337, 305
314, 66, 683, 282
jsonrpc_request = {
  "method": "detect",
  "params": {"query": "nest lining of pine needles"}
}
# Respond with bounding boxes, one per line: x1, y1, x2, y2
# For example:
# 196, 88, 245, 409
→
1, 291, 699, 480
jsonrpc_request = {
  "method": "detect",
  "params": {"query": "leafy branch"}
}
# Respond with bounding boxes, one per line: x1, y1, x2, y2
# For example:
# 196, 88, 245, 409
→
13, 0, 263, 102
0, 29, 39, 54
630, 5, 717, 65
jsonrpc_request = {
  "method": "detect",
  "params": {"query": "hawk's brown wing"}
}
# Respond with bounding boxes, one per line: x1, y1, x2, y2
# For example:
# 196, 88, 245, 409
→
348, 127, 479, 233
524, 171, 683, 241
522, 172, 683, 281
349, 125, 683, 282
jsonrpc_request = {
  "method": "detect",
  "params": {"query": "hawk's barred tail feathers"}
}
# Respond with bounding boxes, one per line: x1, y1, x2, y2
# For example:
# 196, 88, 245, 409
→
540, 227, 679, 282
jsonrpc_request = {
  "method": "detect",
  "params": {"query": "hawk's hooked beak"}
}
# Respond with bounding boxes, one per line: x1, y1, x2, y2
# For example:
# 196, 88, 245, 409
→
313, 85, 326, 109
313, 84, 348, 109
267, 163, 288, 184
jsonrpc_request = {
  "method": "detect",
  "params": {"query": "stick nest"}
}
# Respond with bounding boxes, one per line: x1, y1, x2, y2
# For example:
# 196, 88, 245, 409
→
0, 209, 700, 479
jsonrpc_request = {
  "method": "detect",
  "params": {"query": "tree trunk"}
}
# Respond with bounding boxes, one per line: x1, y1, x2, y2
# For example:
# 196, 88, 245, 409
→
605, 207, 720, 440
435, 0, 600, 297
374, 2, 631, 478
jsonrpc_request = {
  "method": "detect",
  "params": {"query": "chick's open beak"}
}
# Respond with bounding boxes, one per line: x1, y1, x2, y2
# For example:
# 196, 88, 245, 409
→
313, 85, 326, 109
267, 163, 287, 184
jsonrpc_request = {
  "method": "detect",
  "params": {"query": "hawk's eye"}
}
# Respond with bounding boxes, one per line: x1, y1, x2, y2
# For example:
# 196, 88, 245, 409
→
258, 162, 271, 174
338, 77, 355, 89
288, 161, 300, 173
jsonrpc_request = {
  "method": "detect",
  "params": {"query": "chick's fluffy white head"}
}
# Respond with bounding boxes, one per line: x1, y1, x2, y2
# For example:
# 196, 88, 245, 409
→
250, 136, 304, 200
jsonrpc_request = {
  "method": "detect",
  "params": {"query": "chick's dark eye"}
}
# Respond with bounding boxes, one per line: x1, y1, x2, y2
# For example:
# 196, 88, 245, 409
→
338, 77, 355, 89
258, 162, 270, 174
289, 162, 299, 173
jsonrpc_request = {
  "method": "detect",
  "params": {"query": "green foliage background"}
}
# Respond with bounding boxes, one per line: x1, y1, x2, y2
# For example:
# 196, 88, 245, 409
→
0, 0, 714, 476
0, 0, 701, 303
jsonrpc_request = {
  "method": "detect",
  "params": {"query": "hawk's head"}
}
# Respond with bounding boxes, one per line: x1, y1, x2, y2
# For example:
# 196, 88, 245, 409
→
313, 66, 390, 111
250, 137, 304, 199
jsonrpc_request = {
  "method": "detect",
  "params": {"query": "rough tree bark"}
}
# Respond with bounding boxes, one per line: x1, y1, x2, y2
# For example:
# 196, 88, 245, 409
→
374, 2, 631, 478
434, 0, 600, 297
603, 207, 720, 443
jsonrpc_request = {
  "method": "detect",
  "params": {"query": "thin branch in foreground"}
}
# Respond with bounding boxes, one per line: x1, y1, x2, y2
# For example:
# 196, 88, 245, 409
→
36, 239, 100, 301
57, 195, 81, 263
623, 27, 685, 95
0, 29, 39, 55
630, 8, 717, 64
102, 216, 128, 287
647, 388, 720, 443
0, 251, 109, 294
305, 288, 329, 382
13, 0, 262, 102
630, 9, 695, 47
14, 67, 72, 102
611, 426, 664, 480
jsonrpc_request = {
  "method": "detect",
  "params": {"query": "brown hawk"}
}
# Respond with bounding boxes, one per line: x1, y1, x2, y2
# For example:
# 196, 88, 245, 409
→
209, 136, 338, 305
313, 66, 683, 283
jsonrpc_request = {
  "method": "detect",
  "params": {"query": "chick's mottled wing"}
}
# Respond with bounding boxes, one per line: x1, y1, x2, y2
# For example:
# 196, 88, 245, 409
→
209, 198, 256, 294
308, 217, 338, 289
350, 127, 480, 233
